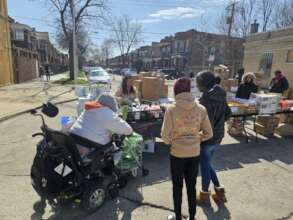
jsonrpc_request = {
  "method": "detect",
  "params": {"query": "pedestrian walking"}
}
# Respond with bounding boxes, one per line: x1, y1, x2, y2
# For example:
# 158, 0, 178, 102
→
44, 64, 51, 81
161, 77, 213, 220
196, 71, 231, 206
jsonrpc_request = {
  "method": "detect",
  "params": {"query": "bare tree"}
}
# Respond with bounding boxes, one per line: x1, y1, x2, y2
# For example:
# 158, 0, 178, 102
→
100, 39, 114, 67
273, 0, 293, 29
110, 15, 143, 66
35, 0, 108, 79
216, 0, 258, 38
234, 0, 257, 38
215, 12, 230, 35
259, 0, 277, 32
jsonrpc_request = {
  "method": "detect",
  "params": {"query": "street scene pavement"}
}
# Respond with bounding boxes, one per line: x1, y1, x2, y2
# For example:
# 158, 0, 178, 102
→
0, 77, 293, 220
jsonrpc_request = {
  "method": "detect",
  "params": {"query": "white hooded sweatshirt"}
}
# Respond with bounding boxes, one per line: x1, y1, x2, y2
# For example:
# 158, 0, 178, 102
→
70, 101, 133, 145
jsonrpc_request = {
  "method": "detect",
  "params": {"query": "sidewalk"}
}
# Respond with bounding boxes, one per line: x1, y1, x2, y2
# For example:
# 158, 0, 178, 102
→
0, 75, 76, 121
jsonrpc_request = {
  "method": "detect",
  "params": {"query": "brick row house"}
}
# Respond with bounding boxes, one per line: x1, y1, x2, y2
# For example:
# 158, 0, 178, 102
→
0, 0, 14, 86
108, 29, 244, 75
9, 17, 69, 83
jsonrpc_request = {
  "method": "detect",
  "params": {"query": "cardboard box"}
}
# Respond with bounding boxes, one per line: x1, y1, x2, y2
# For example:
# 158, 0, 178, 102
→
161, 84, 169, 98
285, 114, 293, 124
214, 65, 230, 79
275, 123, 293, 136
142, 77, 163, 101
256, 115, 280, 127
133, 80, 142, 99
254, 123, 275, 136
227, 118, 244, 136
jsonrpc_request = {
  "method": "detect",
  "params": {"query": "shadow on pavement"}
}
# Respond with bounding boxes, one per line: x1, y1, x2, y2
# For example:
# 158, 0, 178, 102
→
201, 204, 231, 220
30, 137, 293, 219
214, 136, 293, 171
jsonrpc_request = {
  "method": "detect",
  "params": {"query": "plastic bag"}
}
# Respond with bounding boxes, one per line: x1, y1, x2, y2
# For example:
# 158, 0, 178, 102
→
117, 133, 143, 171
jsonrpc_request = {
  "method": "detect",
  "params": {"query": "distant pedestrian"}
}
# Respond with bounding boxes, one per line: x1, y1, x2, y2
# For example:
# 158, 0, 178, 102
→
39, 66, 44, 79
269, 70, 289, 94
196, 71, 231, 206
236, 72, 258, 99
161, 77, 213, 220
44, 65, 51, 81
236, 68, 245, 85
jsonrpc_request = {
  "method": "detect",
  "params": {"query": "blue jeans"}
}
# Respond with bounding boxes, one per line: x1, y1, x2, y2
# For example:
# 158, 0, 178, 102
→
200, 144, 220, 192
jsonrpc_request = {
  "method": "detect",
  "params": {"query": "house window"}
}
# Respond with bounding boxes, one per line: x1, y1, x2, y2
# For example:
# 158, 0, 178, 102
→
15, 30, 25, 41
286, 49, 293, 63
259, 52, 273, 77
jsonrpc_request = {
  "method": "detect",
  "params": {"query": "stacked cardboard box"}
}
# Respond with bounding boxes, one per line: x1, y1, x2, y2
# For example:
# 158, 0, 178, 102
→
254, 115, 280, 136
135, 73, 169, 101
133, 80, 142, 99
214, 65, 230, 80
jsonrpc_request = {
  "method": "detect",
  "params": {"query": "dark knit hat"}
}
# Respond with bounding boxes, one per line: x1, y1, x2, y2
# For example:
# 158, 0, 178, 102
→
174, 77, 191, 96
196, 70, 216, 89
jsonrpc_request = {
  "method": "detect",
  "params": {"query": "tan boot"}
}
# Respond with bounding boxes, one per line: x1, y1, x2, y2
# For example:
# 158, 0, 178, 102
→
212, 186, 227, 203
196, 190, 211, 206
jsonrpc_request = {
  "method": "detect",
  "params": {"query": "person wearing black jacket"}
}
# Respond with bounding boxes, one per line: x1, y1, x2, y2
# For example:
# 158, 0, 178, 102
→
236, 72, 258, 99
269, 70, 289, 94
196, 71, 231, 206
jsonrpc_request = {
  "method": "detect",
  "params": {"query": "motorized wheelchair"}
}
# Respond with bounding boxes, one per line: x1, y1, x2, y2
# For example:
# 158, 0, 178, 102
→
30, 102, 148, 213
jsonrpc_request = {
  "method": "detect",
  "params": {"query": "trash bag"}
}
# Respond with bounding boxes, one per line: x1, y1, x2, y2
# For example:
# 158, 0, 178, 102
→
117, 133, 143, 171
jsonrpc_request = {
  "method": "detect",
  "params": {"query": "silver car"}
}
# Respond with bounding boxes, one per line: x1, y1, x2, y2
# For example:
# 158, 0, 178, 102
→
88, 68, 112, 85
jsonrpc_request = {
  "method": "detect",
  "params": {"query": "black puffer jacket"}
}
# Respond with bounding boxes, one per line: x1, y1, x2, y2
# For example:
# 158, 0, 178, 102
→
269, 77, 289, 94
199, 85, 231, 146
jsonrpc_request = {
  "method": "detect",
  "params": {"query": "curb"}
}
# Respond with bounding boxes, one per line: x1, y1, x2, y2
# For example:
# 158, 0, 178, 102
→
0, 98, 78, 123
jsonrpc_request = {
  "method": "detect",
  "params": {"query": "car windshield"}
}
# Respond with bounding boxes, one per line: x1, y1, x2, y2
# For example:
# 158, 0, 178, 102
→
90, 70, 108, 76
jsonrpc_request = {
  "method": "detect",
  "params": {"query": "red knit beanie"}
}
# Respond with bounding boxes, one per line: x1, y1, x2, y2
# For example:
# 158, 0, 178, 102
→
174, 77, 191, 96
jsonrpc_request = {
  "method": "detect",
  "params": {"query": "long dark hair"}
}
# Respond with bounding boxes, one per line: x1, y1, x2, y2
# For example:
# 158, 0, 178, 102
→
122, 76, 135, 95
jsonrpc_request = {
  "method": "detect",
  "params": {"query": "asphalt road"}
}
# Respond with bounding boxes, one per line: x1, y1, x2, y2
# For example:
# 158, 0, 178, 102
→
0, 83, 293, 220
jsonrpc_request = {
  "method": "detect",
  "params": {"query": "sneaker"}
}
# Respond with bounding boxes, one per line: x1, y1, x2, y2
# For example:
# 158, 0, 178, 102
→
167, 214, 180, 220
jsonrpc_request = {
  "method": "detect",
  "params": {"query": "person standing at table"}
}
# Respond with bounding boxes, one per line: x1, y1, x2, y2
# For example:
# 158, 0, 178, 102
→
269, 70, 289, 94
161, 77, 213, 220
115, 76, 138, 105
196, 71, 231, 206
236, 72, 258, 99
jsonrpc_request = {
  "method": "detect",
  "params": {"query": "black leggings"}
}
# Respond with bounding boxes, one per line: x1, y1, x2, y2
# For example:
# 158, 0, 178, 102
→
170, 155, 199, 220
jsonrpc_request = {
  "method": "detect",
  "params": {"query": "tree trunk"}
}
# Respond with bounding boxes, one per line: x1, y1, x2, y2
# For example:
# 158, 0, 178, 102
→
68, 38, 74, 80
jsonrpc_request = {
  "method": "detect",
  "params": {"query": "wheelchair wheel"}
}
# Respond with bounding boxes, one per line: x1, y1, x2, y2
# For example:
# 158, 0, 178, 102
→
33, 198, 46, 214
82, 183, 106, 213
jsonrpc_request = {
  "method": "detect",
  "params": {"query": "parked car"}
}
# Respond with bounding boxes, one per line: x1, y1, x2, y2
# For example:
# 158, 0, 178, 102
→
158, 68, 178, 80
112, 68, 121, 75
121, 68, 137, 76
88, 68, 112, 85
106, 68, 113, 74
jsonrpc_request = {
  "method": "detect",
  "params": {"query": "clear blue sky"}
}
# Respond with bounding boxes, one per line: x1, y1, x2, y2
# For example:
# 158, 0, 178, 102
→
8, 0, 229, 55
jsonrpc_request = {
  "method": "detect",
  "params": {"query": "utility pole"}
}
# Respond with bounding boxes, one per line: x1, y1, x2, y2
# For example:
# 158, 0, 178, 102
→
227, 1, 236, 37
70, 0, 78, 81
226, 1, 237, 76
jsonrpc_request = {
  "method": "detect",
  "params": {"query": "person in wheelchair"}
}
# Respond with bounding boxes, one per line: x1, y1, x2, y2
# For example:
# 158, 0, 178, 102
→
70, 93, 133, 159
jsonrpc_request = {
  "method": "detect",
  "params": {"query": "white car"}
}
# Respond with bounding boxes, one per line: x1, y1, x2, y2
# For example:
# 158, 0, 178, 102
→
88, 68, 112, 85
